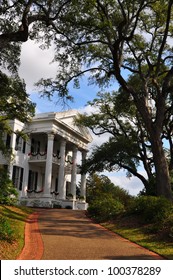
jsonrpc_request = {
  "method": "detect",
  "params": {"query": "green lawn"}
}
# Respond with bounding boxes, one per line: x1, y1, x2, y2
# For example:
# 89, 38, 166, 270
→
0, 205, 33, 260
102, 215, 173, 260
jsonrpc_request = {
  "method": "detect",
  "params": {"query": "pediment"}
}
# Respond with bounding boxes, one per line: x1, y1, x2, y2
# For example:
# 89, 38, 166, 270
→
55, 110, 93, 143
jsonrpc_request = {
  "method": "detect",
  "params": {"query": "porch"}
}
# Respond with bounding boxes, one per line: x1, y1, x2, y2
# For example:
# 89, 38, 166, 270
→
19, 196, 88, 210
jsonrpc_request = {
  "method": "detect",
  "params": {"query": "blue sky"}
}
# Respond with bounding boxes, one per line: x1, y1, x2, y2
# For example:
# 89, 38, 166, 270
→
18, 40, 144, 196
29, 78, 100, 113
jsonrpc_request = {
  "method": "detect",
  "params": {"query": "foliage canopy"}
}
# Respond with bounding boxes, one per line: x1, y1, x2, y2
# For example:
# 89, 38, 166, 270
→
0, 71, 35, 155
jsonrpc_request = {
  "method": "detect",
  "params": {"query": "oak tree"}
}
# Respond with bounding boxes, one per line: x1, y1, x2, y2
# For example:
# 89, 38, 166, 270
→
42, 0, 173, 200
1, 0, 173, 200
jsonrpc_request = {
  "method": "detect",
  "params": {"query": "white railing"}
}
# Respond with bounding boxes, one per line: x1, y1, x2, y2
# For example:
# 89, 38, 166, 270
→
29, 153, 47, 161
28, 152, 61, 164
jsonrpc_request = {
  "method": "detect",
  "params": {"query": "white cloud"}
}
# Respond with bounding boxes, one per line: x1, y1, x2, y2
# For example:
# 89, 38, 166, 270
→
19, 40, 57, 92
78, 104, 98, 115
78, 104, 110, 149
106, 172, 144, 196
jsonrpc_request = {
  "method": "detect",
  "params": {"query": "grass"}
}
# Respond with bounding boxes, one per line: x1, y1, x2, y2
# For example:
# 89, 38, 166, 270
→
101, 214, 173, 260
0, 205, 34, 260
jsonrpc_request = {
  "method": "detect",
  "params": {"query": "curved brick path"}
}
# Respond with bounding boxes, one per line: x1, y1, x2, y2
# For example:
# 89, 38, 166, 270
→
17, 212, 44, 260
17, 209, 164, 260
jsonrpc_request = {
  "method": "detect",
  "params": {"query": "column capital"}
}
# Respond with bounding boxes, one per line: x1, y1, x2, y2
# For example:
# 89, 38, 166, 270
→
73, 145, 78, 153
47, 133, 55, 140
60, 138, 66, 146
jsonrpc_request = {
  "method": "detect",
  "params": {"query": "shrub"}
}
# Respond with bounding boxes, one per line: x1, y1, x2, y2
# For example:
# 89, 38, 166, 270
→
0, 170, 18, 205
0, 216, 15, 243
87, 195, 125, 223
53, 203, 62, 209
161, 213, 173, 239
128, 195, 172, 223
66, 193, 73, 200
65, 205, 72, 209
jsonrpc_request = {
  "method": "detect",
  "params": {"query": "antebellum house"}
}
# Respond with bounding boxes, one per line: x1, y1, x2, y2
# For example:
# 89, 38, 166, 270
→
0, 110, 92, 209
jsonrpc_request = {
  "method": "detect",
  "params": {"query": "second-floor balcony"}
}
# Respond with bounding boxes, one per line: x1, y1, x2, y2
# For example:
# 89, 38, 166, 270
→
28, 152, 61, 164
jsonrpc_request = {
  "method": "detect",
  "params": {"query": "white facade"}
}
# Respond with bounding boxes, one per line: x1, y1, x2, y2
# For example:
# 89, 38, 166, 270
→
0, 110, 92, 209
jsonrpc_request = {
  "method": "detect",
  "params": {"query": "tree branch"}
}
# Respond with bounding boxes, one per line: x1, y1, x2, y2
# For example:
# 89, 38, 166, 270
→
156, 0, 173, 74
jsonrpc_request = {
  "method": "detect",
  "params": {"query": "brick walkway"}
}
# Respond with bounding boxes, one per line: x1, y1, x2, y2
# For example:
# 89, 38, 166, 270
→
17, 212, 44, 260
17, 209, 164, 260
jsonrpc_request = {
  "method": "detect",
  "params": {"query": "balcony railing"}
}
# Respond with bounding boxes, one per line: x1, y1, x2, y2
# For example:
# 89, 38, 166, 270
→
28, 152, 60, 164
28, 152, 47, 161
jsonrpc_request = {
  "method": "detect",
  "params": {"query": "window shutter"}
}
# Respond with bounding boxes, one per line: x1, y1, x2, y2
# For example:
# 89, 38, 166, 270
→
55, 177, 58, 192
12, 166, 16, 186
22, 141, 26, 153
28, 170, 32, 190
6, 134, 11, 148
34, 172, 38, 190
19, 168, 24, 191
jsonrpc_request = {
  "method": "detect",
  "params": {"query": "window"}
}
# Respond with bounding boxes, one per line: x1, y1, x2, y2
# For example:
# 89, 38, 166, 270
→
6, 134, 11, 148
31, 138, 40, 154
15, 136, 26, 153
66, 181, 71, 196
12, 166, 24, 191
28, 170, 38, 191
1, 132, 10, 146
15, 135, 22, 151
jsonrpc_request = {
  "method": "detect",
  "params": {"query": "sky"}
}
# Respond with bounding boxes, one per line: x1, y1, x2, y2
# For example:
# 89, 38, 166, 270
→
18, 39, 144, 196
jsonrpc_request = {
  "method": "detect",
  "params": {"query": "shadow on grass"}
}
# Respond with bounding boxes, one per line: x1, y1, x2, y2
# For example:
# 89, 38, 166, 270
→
0, 205, 32, 223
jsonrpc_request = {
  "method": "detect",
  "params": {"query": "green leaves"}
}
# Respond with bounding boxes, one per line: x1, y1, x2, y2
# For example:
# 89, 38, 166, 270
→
0, 71, 35, 123
0, 169, 18, 206
0, 71, 35, 155
77, 89, 155, 191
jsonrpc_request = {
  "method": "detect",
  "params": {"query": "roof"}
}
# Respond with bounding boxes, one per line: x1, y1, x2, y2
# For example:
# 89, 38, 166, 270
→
31, 110, 93, 144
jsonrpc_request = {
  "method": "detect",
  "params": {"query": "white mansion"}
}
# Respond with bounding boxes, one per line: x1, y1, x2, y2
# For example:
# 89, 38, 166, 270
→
0, 110, 92, 209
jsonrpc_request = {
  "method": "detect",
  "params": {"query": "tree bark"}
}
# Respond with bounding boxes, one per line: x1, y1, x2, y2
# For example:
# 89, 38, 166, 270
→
150, 133, 172, 201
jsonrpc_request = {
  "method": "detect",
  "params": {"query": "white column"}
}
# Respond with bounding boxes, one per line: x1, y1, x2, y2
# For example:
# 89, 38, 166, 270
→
58, 139, 66, 199
8, 132, 17, 179
71, 146, 78, 200
43, 133, 54, 197
80, 151, 87, 200
22, 138, 31, 197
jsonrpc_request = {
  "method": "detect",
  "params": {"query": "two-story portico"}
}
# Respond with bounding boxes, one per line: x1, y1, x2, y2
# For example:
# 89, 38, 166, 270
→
0, 110, 92, 209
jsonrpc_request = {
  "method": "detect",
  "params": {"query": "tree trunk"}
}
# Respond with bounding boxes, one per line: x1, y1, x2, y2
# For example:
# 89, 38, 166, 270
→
150, 135, 173, 201
132, 95, 172, 200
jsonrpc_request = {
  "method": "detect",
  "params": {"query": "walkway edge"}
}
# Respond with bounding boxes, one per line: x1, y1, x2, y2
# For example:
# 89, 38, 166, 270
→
16, 212, 44, 260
